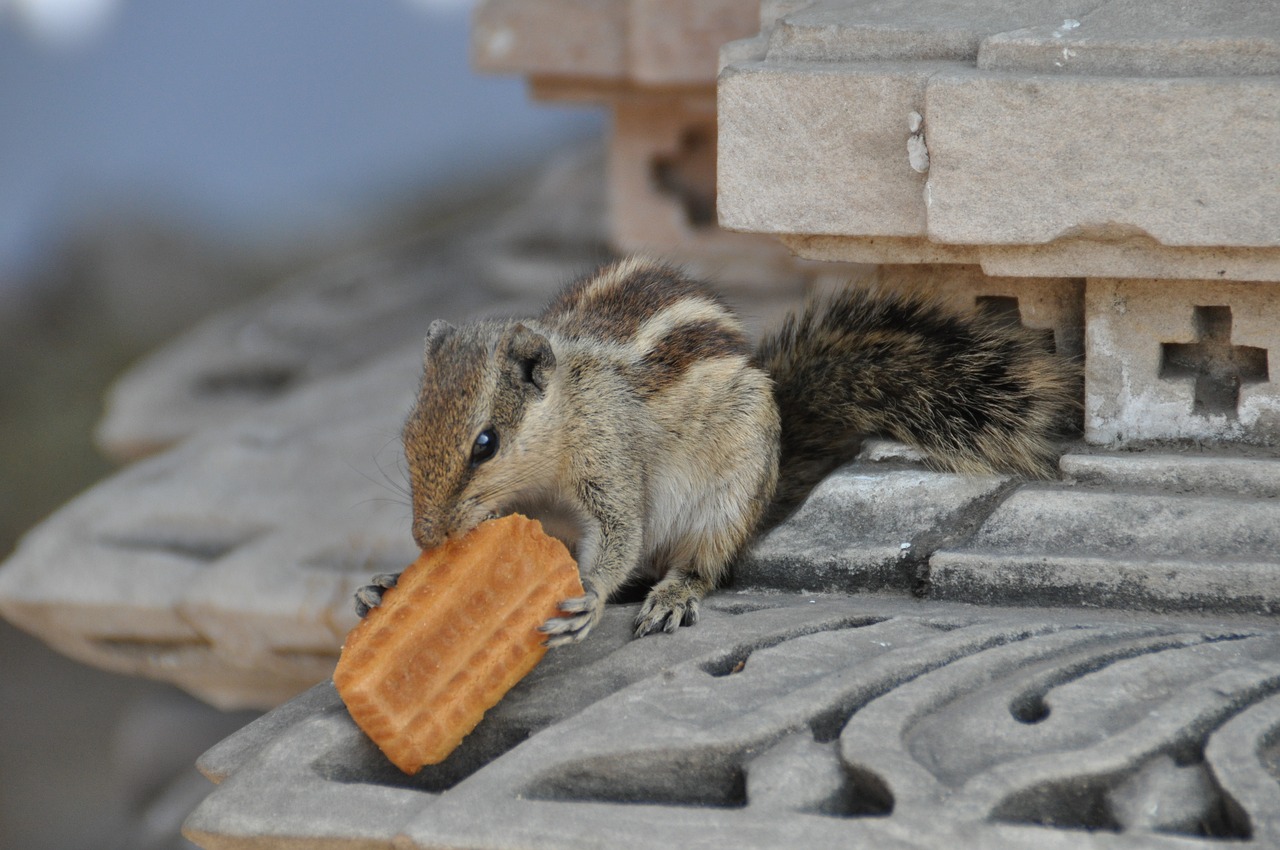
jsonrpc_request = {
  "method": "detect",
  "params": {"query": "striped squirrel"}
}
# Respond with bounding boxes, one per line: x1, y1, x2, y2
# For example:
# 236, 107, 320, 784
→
355, 257, 1078, 643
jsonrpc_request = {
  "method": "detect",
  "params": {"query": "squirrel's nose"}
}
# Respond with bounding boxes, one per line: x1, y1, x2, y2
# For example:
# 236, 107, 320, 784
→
411, 517, 443, 551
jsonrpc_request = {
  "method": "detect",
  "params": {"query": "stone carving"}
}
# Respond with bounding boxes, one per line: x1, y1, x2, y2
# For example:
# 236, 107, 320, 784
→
1160, 306, 1269, 420
184, 596, 1280, 848
1085, 278, 1280, 446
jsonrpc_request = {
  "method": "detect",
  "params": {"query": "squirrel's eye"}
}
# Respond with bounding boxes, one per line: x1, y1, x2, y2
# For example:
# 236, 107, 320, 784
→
470, 428, 499, 465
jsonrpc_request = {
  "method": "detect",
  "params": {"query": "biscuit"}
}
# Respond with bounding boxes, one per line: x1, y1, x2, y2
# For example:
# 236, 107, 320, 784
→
333, 514, 582, 773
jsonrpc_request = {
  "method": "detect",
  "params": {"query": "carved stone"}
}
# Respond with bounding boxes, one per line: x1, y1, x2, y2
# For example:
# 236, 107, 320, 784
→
183, 596, 1280, 849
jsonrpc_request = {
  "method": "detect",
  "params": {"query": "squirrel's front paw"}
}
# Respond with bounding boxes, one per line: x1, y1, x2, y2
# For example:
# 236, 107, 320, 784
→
634, 584, 700, 637
539, 587, 603, 647
352, 572, 400, 618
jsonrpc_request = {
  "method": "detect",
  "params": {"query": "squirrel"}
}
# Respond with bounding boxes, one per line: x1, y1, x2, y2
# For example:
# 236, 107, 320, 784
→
354, 256, 1079, 644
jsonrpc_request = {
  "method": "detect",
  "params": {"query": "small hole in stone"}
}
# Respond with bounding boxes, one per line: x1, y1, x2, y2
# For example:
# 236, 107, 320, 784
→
1010, 694, 1050, 724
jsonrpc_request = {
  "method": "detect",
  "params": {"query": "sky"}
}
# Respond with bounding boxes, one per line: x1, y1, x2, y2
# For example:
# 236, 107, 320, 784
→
0, 0, 602, 288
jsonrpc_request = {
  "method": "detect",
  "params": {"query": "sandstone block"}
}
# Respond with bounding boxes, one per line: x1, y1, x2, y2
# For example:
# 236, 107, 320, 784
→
473, 0, 760, 86
718, 61, 934, 238
978, 1, 1280, 77
716, 0, 1280, 278
1084, 277, 1280, 446
607, 95, 808, 289
924, 72, 1280, 248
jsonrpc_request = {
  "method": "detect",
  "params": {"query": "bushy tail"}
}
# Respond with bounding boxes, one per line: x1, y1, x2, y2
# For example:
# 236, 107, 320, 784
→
755, 286, 1080, 512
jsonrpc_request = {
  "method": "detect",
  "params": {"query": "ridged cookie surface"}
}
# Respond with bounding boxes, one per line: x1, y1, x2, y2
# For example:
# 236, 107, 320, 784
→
333, 514, 582, 773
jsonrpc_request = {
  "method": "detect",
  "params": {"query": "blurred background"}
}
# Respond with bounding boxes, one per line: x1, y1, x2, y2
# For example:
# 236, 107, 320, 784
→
0, 1, 600, 847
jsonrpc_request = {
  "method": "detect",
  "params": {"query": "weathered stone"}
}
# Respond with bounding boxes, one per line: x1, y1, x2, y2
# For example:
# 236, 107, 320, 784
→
978, 2, 1280, 77
738, 463, 1013, 594
1061, 449, 1280, 498
182, 595, 1280, 848
1084, 278, 1280, 446
782, 234, 1280, 282
473, 0, 628, 80
923, 72, 1280, 248
606, 94, 812, 291
476, 1, 823, 289
930, 485, 1280, 615
718, 60, 934, 238
473, 0, 760, 86
760, 0, 1100, 63
716, 0, 1280, 279
0, 345, 427, 709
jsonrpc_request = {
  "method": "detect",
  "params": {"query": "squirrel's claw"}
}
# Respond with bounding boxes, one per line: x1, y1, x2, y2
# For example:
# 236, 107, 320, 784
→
540, 588, 602, 647
634, 592, 699, 638
352, 572, 401, 618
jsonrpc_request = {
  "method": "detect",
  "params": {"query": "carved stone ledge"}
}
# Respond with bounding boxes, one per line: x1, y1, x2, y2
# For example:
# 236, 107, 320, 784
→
183, 596, 1280, 849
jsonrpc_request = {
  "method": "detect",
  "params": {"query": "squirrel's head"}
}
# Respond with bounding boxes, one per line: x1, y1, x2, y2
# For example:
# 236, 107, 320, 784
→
402, 318, 557, 551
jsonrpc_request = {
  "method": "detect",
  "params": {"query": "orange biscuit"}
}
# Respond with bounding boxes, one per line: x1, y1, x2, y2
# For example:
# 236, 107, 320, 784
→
333, 514, 583, 773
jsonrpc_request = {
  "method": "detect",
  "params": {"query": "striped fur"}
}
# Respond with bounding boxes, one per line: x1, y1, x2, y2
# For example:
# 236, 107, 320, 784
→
393, 257, 1078, 644
757, 284, 1081, 516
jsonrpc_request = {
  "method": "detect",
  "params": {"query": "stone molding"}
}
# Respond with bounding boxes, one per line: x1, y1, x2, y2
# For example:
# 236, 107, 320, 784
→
716, 0, 1280, 279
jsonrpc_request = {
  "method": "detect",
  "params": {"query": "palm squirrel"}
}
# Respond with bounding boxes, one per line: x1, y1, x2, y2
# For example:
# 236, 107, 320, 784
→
354, 257, 1079, 643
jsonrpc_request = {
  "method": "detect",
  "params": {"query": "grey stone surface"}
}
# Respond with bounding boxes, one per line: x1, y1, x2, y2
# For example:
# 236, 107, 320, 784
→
738, 462, 1013, 593
1061, 449, 1280, 498
931, 449, 1280, 615
931, 487, 1280, 614
183, 595, 1280, 849
735, 446, 1280, 618
0, 344, 426, 708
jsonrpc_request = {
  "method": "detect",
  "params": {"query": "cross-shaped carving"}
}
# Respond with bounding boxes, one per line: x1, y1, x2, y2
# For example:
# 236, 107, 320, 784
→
974, 295, 1056, 353
1159, 305, 1269, 418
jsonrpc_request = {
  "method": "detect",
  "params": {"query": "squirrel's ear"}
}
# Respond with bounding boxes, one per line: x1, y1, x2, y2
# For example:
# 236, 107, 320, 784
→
423, 320, 455, 361
507, 324, 556, 392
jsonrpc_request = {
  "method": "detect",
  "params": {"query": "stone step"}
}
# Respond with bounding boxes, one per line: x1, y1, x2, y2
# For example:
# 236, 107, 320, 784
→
931, 486, 1280, 614
737, 462, 1013, 593
1061, 450, 1280, 498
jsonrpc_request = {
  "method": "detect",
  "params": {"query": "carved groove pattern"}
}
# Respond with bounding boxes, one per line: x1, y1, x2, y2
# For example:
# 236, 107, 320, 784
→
186, 596, 1280, 849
